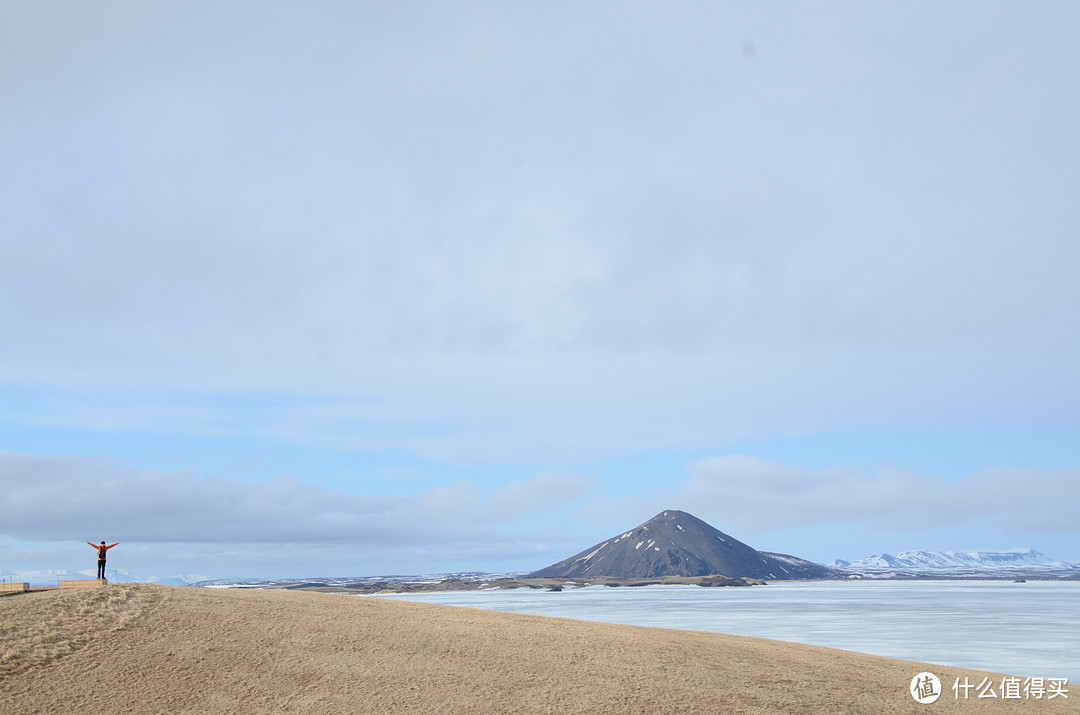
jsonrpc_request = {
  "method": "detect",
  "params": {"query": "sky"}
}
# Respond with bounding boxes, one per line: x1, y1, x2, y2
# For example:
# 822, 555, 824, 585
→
2, 2, 1079, 583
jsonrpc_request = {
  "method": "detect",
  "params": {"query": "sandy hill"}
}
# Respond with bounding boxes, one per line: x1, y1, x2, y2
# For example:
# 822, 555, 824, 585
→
1, 583, 1070, 714
530, 510, 835, 579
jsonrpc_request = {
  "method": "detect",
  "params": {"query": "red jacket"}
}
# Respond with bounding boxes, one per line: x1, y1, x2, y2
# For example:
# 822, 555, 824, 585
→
88, 542, 119, 560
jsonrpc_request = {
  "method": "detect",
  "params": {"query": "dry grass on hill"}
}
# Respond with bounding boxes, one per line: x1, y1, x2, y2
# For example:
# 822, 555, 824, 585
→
1, 583, 1075, 714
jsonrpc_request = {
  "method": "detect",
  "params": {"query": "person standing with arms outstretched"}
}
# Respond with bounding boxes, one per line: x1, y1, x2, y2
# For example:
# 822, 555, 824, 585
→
87, 541, 118, 580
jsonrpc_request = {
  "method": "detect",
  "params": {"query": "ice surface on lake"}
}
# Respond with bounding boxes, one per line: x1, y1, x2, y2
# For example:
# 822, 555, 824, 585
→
378, 580, 1079, 681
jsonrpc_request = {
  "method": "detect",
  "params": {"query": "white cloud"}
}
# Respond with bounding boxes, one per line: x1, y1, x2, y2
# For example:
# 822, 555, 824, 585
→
476, 472, 590, 523
0, 452, 588, 545
676, 455, 1080, 534
1, 3, 1077, 435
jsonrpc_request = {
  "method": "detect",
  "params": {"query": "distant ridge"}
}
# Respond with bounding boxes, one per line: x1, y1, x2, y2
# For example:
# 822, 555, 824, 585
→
529, 510, 834, 580
832, 548, 1080, 579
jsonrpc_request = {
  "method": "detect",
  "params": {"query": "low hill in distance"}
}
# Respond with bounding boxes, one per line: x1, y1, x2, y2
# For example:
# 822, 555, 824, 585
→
528, 510, 836, 580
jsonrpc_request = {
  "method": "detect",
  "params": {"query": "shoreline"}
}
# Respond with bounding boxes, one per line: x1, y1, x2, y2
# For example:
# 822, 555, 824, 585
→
215, 573, 1080, 596
270, 574, 765, 595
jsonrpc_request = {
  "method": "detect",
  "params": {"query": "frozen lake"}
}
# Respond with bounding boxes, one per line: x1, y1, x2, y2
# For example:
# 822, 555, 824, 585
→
378, 579, 1079, 681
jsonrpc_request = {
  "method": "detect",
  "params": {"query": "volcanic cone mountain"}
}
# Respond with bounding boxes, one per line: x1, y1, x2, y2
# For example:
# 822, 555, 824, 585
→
529, 510, 834, 580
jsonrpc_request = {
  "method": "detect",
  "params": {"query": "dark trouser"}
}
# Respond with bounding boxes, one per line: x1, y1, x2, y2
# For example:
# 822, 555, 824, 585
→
97, 559, 106, 579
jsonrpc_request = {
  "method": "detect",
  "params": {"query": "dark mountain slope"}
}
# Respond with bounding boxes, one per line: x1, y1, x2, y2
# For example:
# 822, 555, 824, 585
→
529, 510, 835, 580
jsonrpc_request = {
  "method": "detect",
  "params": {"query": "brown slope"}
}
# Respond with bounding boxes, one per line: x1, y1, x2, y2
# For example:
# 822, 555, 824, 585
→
1, 582, 1070, 714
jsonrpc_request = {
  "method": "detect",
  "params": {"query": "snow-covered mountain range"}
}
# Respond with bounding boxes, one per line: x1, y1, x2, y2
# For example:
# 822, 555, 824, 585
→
831, 548, 1080, 579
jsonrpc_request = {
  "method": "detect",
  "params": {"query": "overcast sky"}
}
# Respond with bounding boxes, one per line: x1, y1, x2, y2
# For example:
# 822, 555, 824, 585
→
2, 2, 1079, 582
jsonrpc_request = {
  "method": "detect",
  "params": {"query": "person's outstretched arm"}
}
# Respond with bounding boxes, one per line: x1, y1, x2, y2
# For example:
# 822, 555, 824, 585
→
105, 543, 119, 550
87, 542, 99, 549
